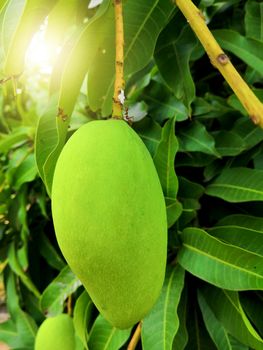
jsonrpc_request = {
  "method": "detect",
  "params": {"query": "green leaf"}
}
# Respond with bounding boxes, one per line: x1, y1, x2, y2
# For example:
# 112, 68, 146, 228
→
0, 320, 22, 349
198, 290, 232, 350
58, 0, 111, 116
143, 81, 189, 123
213, 30, 263, 74
7, 242, 40, 298
201, 286, 263, 350
154, 118, 178, 199
185, 296, 217, 350
88, 315, 131, 350
213, 130, 245, 156
87, 0, 175, 115
133, 117, 161, 157
177, 227, 263, 290
34, 94, 60, 195
45, 0, 78, 49
141, 265, 185, 350
245, 1, 263, 41
153, 118, 179, 227
12, 153, 38, 190
15, 309, 37, 348
1, 0, 25, 57
178, 121, 219, 157
206, 167, 263, 202
208, 214, 263, 255
4, 0, 58, 75
232, 117, 263, 151
37, 232, 66, 270
178, 176, 204, 200
0, 127, 32, 153
166, 199, 183, 228
172, 287, 188, 350
74, 291, 94, 349
40, 266, 81, 316
240, 292, 263, 336
155, 16, 197, 111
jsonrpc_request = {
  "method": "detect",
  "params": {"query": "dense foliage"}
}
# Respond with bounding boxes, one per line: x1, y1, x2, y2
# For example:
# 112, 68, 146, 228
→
0, 0, 263, 349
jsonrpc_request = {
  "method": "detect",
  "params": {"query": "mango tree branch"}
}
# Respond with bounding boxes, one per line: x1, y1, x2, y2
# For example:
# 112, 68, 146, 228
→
112, 0, 124, 119
175, 0, 263, 128
127, 322, 142, 350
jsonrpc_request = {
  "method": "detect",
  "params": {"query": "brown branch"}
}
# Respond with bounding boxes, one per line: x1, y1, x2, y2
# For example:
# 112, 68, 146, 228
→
175, 0, 263, 128
127, 322, 142, 350
112, 0, 124, 119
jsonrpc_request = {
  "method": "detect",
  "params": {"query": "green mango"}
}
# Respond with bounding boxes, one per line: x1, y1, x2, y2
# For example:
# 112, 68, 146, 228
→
52, 119, 167, 329
34, 314, 75, 350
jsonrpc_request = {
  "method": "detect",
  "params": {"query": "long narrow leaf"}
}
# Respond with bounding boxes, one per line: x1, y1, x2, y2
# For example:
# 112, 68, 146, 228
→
142, 265, 185, 350
177, 227, 263, 290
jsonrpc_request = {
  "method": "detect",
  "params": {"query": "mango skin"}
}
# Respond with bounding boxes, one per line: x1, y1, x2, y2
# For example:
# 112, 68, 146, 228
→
52, 120, 167, 329
34, 314, 75, 350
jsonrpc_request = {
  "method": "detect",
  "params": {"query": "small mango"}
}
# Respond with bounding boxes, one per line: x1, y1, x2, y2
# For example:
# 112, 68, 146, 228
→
34, 314, 75, 350
52, 120, 167, 329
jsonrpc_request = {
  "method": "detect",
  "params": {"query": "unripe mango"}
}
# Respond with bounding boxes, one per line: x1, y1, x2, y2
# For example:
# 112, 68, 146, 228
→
52, 120, 167, 329
34, 314, 75, 350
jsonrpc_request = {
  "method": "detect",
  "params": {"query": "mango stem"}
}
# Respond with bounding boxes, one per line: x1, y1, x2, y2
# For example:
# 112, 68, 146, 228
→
175, 0, 263, 128
127, 322, 142, 350
112, 0, 125, 119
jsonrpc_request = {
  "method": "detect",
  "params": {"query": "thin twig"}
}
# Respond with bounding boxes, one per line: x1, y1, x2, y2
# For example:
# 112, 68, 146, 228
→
175, 0, 263, 128
127, 322, 142, 350
67, 295, 72, 316
112, 0, 124, 119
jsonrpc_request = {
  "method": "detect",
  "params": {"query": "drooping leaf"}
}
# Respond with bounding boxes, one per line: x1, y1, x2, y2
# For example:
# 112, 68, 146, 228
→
172, 286, 188, 350
178, 121, 219, 157
40, 266, 81, 316
154, 118, 178, 197
155, 15, 198, 112
4, 0, 58, 75
201, 285, 263, 350
177, 227, 263, 290
198, 290, 232, 350
213, 30, 263, 74
7, 242, 40, 298
142, 265, 185, 350
88, 315, 131, 350
153, 118, 179, 227
208, 214, 263, 256
45, 0, 78, 49
40, 1, 112, 195
206, 167, 263, 202
74, 291, 94, 349
15, 309, 38, 348
185, 294, 217, 350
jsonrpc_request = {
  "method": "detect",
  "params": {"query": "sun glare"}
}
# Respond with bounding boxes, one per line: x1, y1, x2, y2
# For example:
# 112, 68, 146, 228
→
26, 22, 60, 75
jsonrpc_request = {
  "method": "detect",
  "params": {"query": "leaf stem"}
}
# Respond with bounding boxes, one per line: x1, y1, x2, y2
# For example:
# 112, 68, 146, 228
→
127, 322, 142, 350
175, 0, 263, 128
112, 0, 124, 119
